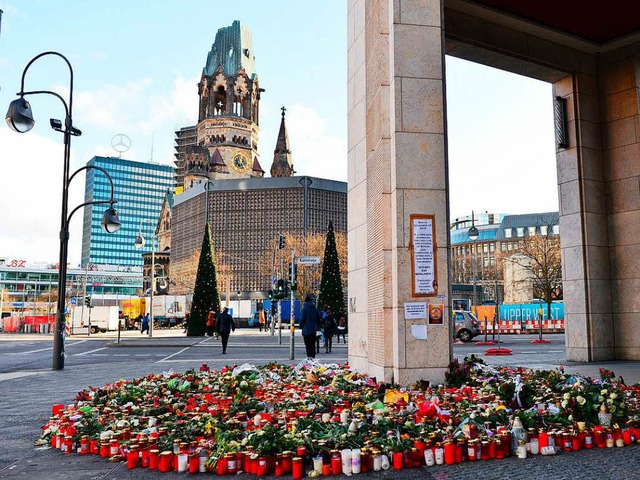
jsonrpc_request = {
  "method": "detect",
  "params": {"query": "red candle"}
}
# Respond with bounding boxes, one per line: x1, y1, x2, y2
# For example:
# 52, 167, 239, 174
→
594, 427, 606, 448
189, 453, 200, 473
444, 442, 456, 465
217, 456, 228, 475
495, 440, 505, 459
275, 460, 283, 477
487, 439, 496, 459
623, 429, 633, 445
572, 434, 581, 451
538, 430, 549, 449
414, 440, 426, 463
296, 446, 307, 458
109, 439, 119, 457
322, 463, 331, 476
62, 436, 73, 454
467, 440, 477, 461
455, 439, 465, 463
481, 441, 490, 460
331, 451, 342, 475
393, 452, 403, 470
127, 449, 139, 469
140, 449, 150, 468
236, 452, 244, 472
257, 456, 268, 476
584, 430, 593, 449
282, 452, 292, 474
149, 450, 160, 470
80, 437, 90, 455
90, 439, 100, 455
52, 404, 64, 416
292, 457, 303, 479
159, 452, 172, 472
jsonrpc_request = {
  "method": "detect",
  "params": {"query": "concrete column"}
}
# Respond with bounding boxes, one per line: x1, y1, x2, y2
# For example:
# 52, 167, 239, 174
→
348, 0, 450, 384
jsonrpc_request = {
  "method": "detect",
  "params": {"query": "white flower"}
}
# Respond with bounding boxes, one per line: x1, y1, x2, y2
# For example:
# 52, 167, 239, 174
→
561, 400, 568, 408
576, 396, 586, 406
598, 396, 604, 402
609, 393, 617, 400
563, 393, 571, 400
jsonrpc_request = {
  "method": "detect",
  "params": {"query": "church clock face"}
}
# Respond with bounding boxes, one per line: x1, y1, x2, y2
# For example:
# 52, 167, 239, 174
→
231, 153, 250, 174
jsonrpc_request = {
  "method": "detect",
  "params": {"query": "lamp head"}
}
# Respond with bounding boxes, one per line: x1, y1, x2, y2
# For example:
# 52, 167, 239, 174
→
134, 234, 145, 249
101, 206, 121, 234
6, 97, 35, 133
468, 225, 479, 241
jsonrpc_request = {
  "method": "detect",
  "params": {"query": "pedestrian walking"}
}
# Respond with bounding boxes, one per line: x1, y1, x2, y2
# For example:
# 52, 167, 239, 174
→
141, 313, 150, 335
336, 316, 347, 343
183, 312, 190, 334
206, 310, 216, 337
323, 308, 337, 353
259, 309, 266, 332
217, 307, 235, 354
299, 294, 321, 358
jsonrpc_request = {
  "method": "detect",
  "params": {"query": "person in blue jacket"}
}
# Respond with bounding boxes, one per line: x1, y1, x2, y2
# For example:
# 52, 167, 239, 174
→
299, 294, 321, 358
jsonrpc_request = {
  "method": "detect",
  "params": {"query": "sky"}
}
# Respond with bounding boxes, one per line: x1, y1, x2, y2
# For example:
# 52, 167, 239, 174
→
0, 1, 558, 266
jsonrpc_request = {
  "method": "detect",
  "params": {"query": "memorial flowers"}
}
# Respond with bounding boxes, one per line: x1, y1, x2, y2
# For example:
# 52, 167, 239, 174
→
39, 359, 640, 476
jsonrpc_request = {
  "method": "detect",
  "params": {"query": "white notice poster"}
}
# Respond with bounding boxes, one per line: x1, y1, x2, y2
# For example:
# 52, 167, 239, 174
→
410, 215, 438, 296
404, 302, 427, 319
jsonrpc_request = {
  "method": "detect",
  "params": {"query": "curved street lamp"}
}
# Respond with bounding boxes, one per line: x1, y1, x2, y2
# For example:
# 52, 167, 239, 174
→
468, 211, 479, 310
135, 219, 157, 337
5, 52, 120, 370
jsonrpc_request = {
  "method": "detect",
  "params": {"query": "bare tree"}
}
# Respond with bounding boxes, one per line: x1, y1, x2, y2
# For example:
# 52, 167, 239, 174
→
507, 226, 562, 339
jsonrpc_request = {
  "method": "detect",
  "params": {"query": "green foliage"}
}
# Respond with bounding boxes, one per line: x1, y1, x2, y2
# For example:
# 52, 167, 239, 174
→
188, 224, 220, 336
317, 221, 345, 316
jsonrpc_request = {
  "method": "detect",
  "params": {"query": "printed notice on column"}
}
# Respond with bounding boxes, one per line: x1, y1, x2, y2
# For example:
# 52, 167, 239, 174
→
410, 214, 438, 297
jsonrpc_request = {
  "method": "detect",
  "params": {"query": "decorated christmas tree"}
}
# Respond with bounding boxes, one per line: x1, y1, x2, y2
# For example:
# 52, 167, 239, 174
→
188, 223, 220, 336
318, 220, 345, 316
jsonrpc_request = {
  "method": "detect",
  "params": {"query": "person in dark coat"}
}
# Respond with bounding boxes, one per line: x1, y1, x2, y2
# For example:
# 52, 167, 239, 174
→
323, 308, 337, 353
216, 307, 235, 354
141, 313, 150, 335
299, 294, 321, 358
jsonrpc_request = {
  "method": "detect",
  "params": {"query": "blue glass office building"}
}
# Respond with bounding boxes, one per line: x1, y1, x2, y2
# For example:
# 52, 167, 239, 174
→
81, 156, 174, 267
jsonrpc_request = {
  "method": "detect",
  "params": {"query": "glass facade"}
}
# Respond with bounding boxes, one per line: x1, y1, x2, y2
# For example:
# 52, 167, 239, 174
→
81, 156, 174, 267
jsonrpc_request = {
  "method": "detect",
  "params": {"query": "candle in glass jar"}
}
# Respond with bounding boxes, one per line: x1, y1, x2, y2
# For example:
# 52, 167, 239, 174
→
228, 453, 238, 473
176, 453, 188, 473
351, 448, 361, 473
530, 438, 539, 455
127, 448, 139, 469
342, 449, 353, 475
188, 453, 199, 473
444, 441, 455, 465
434, 444, 444, 465
517, 440, 527, 459
332, 450, 342, 474
292, 457, 304, 479
109, 439, 119, 457
149, 449, 160, 470
372, 449, 382, 471
495, 439, 505, 459
340, 411, 349, 425
159, 452, 172, 472
282, 451, 292, 473
467, 440, 477, 461
392, 452, 403, 470
381, 454, 390, 470
424, 448, 435, 466
313, 456, 323, 475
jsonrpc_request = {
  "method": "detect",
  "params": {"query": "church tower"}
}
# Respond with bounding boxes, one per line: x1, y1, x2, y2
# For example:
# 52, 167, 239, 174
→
183, 21, 265, 189
270, 107, 295, 177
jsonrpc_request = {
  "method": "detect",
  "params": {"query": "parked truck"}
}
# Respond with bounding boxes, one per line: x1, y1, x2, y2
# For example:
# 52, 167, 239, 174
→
71, 305, 120, 334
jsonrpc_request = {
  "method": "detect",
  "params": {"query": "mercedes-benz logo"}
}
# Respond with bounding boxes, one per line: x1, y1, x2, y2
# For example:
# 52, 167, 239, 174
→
111, 134, 131, 154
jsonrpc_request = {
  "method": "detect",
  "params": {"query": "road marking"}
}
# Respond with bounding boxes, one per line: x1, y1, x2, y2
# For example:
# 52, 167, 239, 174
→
156, 347, 191, 363
74, 347, 108, 356
0, 370, 47, 382
548, 350, 564, 353
135, 354, 152, 357
520, 351, 535, 354
113, 354, 130, 357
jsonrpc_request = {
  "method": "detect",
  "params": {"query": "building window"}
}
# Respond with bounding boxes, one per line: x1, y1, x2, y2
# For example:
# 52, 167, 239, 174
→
483, 243, 488, 253
516, 227, 524, 237
490, 243, 495, 252
501, 243, 507, 252
507, 243, 513, 251
505, 228, 512, 238
540, 225, 548, 235
552, 225, 559, 234
528, 226, 536, 236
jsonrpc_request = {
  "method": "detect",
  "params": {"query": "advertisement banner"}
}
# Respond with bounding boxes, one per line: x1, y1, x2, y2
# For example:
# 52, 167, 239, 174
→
499, 303, 564, 322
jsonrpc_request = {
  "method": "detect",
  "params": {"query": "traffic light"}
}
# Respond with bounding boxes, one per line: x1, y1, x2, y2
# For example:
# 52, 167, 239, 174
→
287, 262, 297, 282
84, 296, 91, 307
278, 234, 285, 249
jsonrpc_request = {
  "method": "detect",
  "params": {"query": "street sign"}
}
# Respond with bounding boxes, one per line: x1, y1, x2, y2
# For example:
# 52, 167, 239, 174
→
70, 297, 77, 306
296, 256, 321, 265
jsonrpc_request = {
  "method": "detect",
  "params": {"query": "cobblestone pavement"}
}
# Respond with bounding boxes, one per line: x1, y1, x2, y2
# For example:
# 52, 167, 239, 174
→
1, 332, 638, 479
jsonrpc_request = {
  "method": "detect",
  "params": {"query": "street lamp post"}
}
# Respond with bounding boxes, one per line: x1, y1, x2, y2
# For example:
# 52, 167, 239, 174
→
468, 211, 479, 313
135, 219, 156, 337
5, 52, 121, 370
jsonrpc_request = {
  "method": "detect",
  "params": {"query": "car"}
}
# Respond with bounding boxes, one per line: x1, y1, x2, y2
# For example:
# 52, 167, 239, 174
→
453, 310, 481, 342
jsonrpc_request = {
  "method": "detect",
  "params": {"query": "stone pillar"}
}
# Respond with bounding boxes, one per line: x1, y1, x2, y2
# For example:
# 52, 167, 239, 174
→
555, 47, 640, 362
348, 0, 451, 384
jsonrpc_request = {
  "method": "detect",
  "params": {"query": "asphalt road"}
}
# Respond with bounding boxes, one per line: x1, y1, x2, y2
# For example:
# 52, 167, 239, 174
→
1, 331, 638, 479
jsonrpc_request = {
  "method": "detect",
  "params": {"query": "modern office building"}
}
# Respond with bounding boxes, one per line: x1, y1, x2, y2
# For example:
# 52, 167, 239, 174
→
80, 156, 174, 268
0, 259, 142, 317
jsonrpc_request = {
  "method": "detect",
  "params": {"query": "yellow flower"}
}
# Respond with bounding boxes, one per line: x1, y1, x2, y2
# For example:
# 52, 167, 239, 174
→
563, 393, 571, 400
609, 405, 616, 413
576, 396, 586, 406
601, 389, 608, 395
561, 400, 568, 408
609, 393, 617, 400
598, 396, 604, 402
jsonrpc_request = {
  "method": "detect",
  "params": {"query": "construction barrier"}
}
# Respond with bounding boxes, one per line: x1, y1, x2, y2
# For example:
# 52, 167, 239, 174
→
1, 315, 55, 333
478, 319, 565, 335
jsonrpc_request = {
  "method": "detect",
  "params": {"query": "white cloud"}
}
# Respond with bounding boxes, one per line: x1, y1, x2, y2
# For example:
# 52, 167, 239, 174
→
0, 126, 85, 265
